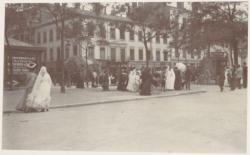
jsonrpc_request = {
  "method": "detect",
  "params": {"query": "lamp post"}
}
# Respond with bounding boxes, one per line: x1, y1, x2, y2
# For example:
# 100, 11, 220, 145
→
59, 3, 67, 93
86, 40, 94, 71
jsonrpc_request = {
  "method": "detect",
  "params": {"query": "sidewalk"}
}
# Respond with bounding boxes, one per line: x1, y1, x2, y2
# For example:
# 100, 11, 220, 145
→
3, 84, 210, 113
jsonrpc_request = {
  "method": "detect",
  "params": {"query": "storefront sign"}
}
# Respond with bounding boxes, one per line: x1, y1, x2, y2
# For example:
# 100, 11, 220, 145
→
12, 56, 36, 75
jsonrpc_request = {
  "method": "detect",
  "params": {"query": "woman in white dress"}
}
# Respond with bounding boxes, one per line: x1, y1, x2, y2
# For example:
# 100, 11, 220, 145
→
127, 69, 136, 91
224, 67, 230, 87
165, 67, 175, 90
133, 70, 141, 92
26, 66, 52, 112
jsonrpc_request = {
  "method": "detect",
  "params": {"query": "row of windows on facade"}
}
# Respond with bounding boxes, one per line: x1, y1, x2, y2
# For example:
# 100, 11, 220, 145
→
44, 46, 200, 62
36, 28, 168, 44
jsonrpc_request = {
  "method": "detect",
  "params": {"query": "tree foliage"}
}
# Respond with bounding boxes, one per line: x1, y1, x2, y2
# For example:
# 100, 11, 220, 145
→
187, 2, 248, 65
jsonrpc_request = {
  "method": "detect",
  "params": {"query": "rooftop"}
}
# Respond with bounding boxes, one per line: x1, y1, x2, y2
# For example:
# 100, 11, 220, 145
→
5, 38, 35, 47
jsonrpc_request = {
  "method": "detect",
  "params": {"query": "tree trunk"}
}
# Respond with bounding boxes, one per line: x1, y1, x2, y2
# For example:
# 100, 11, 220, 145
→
144, 40, 150, 68
231, 39, 239, 66
229, 45, 234, 67
60, 7, 66, 93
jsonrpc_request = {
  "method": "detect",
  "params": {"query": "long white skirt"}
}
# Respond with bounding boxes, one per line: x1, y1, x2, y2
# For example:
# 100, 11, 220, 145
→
166, 76, 175, 90
26, 82, 51, 110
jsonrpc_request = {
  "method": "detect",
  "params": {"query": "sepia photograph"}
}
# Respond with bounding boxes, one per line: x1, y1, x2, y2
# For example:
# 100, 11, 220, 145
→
2, 1, 248, 153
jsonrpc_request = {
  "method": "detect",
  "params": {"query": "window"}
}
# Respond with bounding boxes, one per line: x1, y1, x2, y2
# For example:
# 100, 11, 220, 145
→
88, 47, 94, 58
120, 28, 125, 40
175, 50, 179, 58
99, 23, 106, 38
49, 29, 54, 42
111, 48, 116, 61
163, 37, 167, 44
65, 46, 70, 59
163, 50, 168, 61
50, 48, 54, 61
44, 50, 47, 62
182, 18, 187, 29
56, 29, 60, 40
120, 48, 125, 62
191, 51, 194, 59
138, 31, 143, 41
24, 34, 30, 42
73, 45, 78, 56
110, 28, 116, 40
100, 47, 105, 59
139, 49, 143, 60
183, 50, 186, 59
156, 34, 160, 43
20, 34, 24, 41
156, 50, 161, 61
130, 48, 135, 60
43, 31, 47, 43
57, 47, 60, 61
129, 30, 134, 41
37, 32, 41, 44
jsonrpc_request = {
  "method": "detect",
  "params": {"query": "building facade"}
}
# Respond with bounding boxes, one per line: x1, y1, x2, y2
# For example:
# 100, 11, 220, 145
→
12, 4, 204, 77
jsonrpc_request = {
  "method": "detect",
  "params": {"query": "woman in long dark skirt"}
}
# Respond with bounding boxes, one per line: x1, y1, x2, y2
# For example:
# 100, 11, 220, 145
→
174, 67, 182, 90
218, 68, 225, 92
16, 63, 37, 112
140, 68, 153, 96
100, 70, 109, 91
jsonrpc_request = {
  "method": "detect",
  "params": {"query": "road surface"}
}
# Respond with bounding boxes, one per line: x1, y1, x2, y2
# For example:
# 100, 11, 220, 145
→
2, 88, 247, 153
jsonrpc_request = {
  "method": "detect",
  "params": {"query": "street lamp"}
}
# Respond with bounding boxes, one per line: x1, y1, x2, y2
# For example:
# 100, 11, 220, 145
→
86, 41, 93, 70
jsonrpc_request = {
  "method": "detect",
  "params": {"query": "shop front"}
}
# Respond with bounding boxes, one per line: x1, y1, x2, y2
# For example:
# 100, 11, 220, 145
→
4, 38, 45, 89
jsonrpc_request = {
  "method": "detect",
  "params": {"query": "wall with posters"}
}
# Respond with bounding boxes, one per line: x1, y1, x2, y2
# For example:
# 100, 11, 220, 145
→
4, 40, 45, 89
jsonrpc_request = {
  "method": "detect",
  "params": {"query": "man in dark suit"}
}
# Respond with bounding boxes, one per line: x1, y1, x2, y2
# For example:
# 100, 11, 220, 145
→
243, 62, 247, 88
185, 65, 192, 90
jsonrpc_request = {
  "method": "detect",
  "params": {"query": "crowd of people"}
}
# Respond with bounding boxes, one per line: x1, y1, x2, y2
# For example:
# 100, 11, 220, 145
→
218, 62, 248, 92
95, 64, 195, 95
16, 61, 247, 113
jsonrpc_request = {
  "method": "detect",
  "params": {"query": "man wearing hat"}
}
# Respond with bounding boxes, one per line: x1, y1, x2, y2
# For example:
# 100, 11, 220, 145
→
16, 61, 37, 112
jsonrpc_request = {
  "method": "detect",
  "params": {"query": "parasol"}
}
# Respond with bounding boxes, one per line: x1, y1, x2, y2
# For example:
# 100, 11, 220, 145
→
175, 62, 186, 72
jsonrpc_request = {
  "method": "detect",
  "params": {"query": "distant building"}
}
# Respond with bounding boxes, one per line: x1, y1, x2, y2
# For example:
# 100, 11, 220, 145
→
12, 3, 205, 80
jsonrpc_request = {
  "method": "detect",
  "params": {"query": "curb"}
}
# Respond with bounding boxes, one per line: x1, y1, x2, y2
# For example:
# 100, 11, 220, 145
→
3, 90, 206, 114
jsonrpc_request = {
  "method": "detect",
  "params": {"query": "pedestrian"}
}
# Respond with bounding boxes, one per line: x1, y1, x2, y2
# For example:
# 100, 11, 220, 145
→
76, 68, 85, 89
100, 70, 109, 91
242, 62, 247, 88
117, 68, 127, 91
174, 67, 182, 90
229, 66, 236, 90
140, 68, 153, 96
161, 70, 166, 91
16, 62, 37, 112
127, 68, 136, 91
185, 65, 192, 90
26, 66, 53, 112
235, 64, 243, 89
224, 66, 230, 87
218, 67, 225, 92
165, 66, 175, 90
122, 69, 129, 90
91, 70, 98, 88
